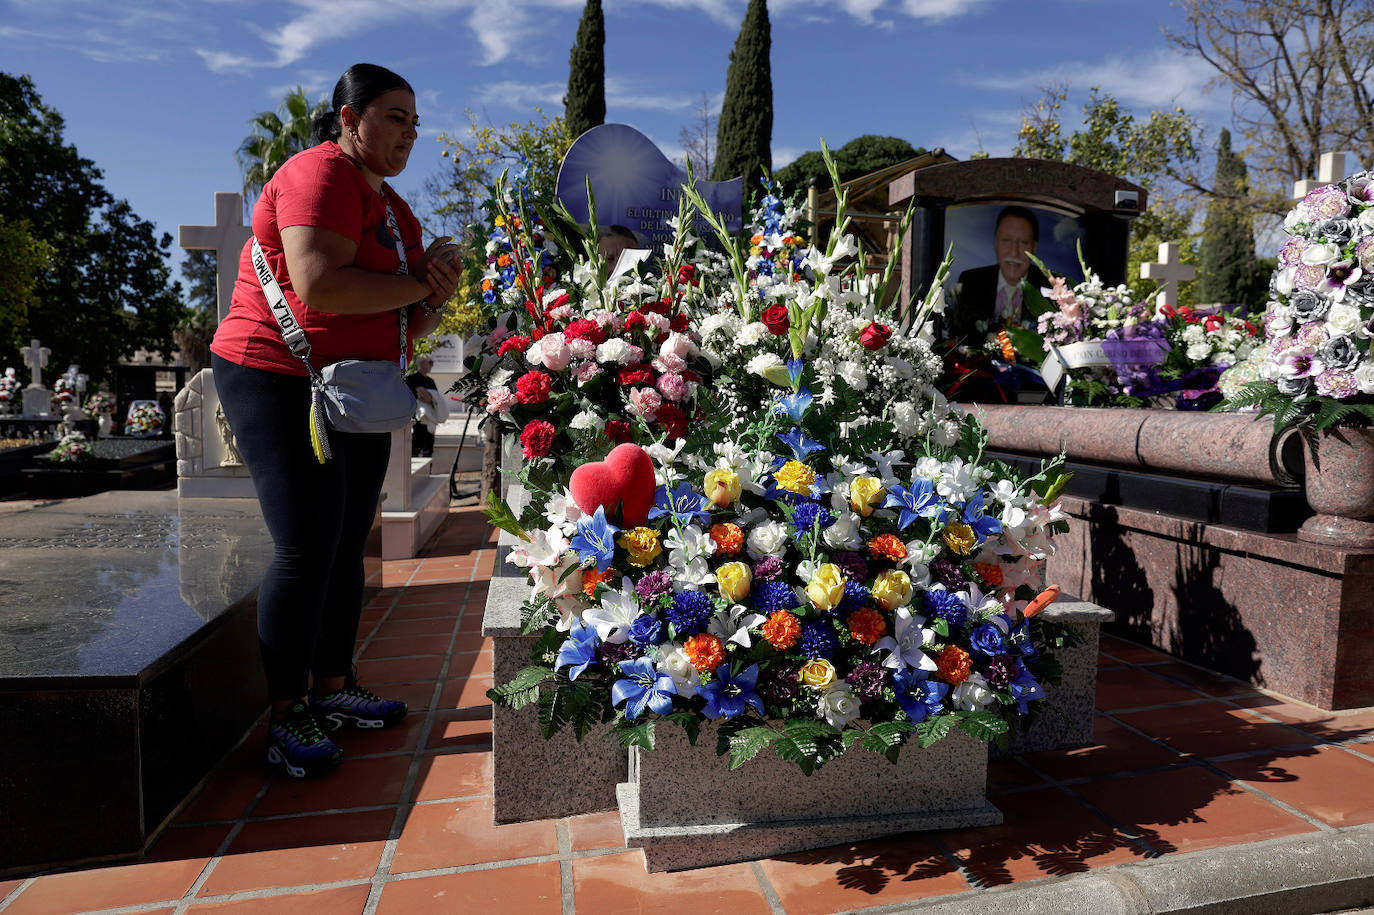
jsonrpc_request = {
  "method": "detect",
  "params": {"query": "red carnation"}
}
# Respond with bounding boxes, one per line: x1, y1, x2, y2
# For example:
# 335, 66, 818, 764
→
761, 303, 790, 336
622, 311, 649, 333
656, 403, 688, 440
677, 264, 697, 286
497, 335, 530, 357
617, 363, 655, 387
515, 371, 553, 404
520, 420, 556, 459
605, 420, 632, 443
1204, 315, 1224, 332
643, 298, 671, 316
564, 318, 606, 345
531, 326, 547, 341
859, 322, 893, 351
670, 313, 690, 333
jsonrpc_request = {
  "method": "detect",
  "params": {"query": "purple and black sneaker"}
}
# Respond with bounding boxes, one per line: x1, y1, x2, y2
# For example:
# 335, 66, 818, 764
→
312, 676, 408, 732
266, 700, 343, 779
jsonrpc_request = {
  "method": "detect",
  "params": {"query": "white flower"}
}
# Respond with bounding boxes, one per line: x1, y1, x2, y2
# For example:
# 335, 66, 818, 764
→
738, 322, 771, 346
666, 526, 717, 586
746, 352, 783, 377
745, 520, 788, 558
1302, 242, 1342, 266
1356, 363, 1374, 394
818, 685, 861, 728
934, 457, 977, 503
582, 579, 641, 644
508, 528, 569, 568
837, 360, 868, 391
655, 643, 699, 697
952, 672, 995, 712
569, 411, 604, 432
822, 510, 865, 550
1186, 342, 1213, 362
596, 338, 632, 364
873, 608, 938, 672
1327, 303, 1363, 336
708, 604, 767, 648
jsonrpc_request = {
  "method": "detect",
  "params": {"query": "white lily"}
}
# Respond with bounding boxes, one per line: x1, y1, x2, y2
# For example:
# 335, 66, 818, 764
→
873, 608, 938, 672
582, 578, 641, 644
708, 604, 767, 648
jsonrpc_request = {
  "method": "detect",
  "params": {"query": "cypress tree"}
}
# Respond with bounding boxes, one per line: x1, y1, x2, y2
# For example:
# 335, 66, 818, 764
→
563, 0, 605, 140
1197, 128, 1255, 305
711, 0, 772, 190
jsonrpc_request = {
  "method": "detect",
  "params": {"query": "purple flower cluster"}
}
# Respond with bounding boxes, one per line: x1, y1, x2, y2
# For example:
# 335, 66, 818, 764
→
756, 665, 800, 705
847, 661, 888, 703
830, 550, 868, 581
751, 555, 784, 580
985, 654, 1021, 689
636, 570, 674, 600
599, 640, 637, 665
929, 559, 966, 589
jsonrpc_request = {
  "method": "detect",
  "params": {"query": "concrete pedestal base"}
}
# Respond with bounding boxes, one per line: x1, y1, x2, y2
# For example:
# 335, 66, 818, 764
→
1005, 598, 1113, 756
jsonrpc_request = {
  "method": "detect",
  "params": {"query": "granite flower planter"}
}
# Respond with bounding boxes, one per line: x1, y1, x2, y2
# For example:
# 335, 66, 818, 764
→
1299, 426, 1374, 548
618, 723, 1001, 872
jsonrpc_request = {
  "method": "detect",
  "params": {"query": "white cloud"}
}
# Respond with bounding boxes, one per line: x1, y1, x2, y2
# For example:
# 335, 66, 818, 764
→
968, 48, 1223, 115
196, 48, 256, 74
475, 80, 565, 110
898, 0, 991, 21
606, 75, 694, 111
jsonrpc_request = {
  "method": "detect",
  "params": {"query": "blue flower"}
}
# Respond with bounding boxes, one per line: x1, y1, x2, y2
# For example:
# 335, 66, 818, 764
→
665, 589, 713, 637
649, 482, 711, 525
970, 622, 1008, 656
799, 619, 839, 659
776, 427, 825, 461
698, 663, 765, 720
839, 579, 870, 613
923, 588, 967, 630
960, 492, 1003, 544
774, 388, 813, 423
753, 580, 800, 616
893, 669, 949, 722
611, 657, 677, 720
1009, 667, 1046, 713
786, 357, 804, 387
884, 478, 943, 530
1007, 618, 1040, 663
570, 506, 620, 573
790, 501, 835, 535
628, 614, 666, 647
555, 622, 600, 681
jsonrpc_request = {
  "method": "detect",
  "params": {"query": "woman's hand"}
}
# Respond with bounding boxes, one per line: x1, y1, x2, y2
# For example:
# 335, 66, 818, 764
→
419, 243, 462, 309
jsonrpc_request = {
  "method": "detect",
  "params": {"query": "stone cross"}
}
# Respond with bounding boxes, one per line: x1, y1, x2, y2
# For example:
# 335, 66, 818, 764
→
21, 339, 50, 390
1293, 151, 1349, 199
179, 192, 252, 324
1140, 242, 1196, 310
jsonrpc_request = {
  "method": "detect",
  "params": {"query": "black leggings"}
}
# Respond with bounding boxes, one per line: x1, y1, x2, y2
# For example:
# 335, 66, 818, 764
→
212, 354, 390, 700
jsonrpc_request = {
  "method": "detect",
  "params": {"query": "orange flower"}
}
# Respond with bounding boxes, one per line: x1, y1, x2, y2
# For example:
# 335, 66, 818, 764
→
581, 567, 614, 599
972, 562, 1003, 588
937, 645, 972, 685
868, 534, 907, 563
761, 610, 801, 650
846, 608, 887, 646
684, 633, 726, 673
497, 253, 513, 267
709, 522, 745, 556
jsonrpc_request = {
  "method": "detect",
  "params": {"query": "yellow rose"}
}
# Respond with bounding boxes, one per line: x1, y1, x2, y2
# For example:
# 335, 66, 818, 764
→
617, 527, 662, 567
849, 475, 885, 517
775, 460, 817, 495
799, 658, 837, 690
942, 522, 977, 556
805, 563, 845, 611
716, 560, 752, 601
704, 468, 742, 507
871, 570, 914, 611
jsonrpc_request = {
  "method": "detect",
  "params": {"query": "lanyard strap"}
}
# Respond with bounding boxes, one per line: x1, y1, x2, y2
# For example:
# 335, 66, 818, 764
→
252, 194, 414, 377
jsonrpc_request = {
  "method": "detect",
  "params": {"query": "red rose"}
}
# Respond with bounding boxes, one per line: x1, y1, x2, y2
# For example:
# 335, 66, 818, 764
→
515, 371, 552, 404
858, 322, 893, 350
656, 403, 688, 440
622, 311, 649, 333
677, 264, 697, 286
761, 303, 790, 336
497, 335, 530, 357
520, 420, 556, 459
617, 363, 654, 387
564, 318, 606, 345
670, 313, 690, 333
605, 420, 632, 443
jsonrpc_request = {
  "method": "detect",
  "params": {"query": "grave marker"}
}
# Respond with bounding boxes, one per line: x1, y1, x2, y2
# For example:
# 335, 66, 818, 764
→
20, 339, 52, 417
179, 192, 252, 323
1293, 151, 1350, 199
1140, 242, 1196, 309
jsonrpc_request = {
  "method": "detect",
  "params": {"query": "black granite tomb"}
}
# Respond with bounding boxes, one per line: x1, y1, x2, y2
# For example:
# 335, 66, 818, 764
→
20, 438, 176, 499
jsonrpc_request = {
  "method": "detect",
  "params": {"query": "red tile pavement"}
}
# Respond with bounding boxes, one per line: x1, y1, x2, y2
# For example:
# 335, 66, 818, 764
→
6, 504, 1374, 915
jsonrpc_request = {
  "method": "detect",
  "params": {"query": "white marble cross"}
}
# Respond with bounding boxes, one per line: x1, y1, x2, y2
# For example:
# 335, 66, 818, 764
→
21, 339, 50, 390
1293, 151, 1350, 199
179, 192, 252, 324
1140, 242, 1196, 310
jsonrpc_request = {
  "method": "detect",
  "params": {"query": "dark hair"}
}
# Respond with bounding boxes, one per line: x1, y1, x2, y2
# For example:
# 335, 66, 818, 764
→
311, 63, 414, 145
994, 206, 1039, 244
598, 224, 638, 242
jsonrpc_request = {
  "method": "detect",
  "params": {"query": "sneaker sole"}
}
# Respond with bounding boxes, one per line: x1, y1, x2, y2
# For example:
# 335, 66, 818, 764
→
320, 708, 407, 732
267, 744, 342, 779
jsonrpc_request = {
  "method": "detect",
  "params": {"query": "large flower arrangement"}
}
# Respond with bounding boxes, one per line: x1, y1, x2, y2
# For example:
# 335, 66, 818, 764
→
84, 392, 116, 418
1223, 174, 1374, 430
49, 430, 93, 463
0, 368, 18, 416
124, 401, 164, 437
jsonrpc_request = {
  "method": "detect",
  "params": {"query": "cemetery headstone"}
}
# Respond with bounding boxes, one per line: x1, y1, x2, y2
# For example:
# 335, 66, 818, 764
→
21, 339, 53, 418
179, 192, 252, 323
1140, 242, 1196, 309
1293, 151, 1351, 199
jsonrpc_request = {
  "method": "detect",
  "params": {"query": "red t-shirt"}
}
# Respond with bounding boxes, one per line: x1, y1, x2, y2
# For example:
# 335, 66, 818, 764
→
211, 141, 424, 376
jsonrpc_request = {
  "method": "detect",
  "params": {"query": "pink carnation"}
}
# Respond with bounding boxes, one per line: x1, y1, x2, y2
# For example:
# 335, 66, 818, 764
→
1315, 368, 1358, 398
568, 338, 596, 360
628, 387, 662, 421
548, 304, 573, 322
656, 372, 689, 402
487, 388, 517, 413
573, 362, 603, 385
1303, 185, 1351, 220
623, 344, 645, 364
652, 352, 687, 374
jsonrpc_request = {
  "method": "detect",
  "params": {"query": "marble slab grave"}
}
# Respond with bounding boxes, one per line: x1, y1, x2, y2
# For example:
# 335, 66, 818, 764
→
0, 491, 273, 870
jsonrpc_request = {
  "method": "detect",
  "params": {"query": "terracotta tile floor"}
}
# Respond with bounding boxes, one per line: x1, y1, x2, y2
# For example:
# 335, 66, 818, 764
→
5, 504, 1374, 915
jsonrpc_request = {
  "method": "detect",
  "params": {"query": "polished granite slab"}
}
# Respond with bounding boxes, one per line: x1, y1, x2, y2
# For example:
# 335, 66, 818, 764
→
0, 491, 273, 870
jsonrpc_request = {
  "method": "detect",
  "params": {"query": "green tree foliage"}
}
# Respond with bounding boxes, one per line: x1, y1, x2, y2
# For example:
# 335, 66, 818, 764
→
1196, 129, 1262, 305
774, 135, 927, 195
237, 86, 329, 201
563, 0, 605, 140
712, 0, 772, 192
182, 249, 217, 312
0, 215, 53, 342
0, 73, 185, 384
1015, 86, 1203, 305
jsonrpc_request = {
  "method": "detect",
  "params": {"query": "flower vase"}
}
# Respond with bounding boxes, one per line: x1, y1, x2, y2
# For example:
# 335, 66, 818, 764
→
1299, 426, 1374, 548
97, 414, 113, 437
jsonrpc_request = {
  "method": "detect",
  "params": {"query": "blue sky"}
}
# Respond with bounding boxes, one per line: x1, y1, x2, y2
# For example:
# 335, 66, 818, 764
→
1, 0, 1231, 288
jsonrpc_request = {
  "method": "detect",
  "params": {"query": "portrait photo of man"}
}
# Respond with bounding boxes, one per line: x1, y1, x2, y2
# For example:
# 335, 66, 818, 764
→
947, 205, 1048, 344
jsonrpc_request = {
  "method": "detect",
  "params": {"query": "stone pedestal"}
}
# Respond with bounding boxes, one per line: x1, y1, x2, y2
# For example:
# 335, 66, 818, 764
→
1005, 597, 1113, 755
21, 387, 52, 418
173, 369, 255, 499
620, 725, 1000, 872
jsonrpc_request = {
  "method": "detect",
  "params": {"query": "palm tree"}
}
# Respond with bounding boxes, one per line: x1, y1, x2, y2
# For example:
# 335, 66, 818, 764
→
237, 87, 329, 200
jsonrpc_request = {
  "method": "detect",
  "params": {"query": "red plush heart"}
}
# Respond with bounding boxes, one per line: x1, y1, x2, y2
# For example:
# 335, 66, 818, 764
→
569, 443, 656, 528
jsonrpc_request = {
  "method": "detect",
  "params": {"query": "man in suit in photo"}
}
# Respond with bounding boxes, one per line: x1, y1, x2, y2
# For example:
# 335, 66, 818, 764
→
947, 206, 1047, 344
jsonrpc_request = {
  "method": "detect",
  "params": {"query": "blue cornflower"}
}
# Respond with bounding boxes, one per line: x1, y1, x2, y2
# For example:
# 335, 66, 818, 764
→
790, 501, 835, 535
884, 478, 943, 530
1009, 667, 1046, 713
970, 622, 1009, 656
649, 482, 711, 526
611, 657, 677, 720
798, 619, 839, 659
753, 580, 800, 615
627, 614, 666, 647
960, 492, 1003, 545
698, 663, 765, 720
665, 589, 713, 637
923, 588, 967, 630
570, 506, 620, 573
893, 669, 949, 722
776, 427, 825, 461
774, 388, 813, 423
554, 622, 600, 681
839, 579, 871, 614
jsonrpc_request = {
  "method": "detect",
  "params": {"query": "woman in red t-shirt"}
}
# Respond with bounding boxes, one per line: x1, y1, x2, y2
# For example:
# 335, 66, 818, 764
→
211, 63, 460, 778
